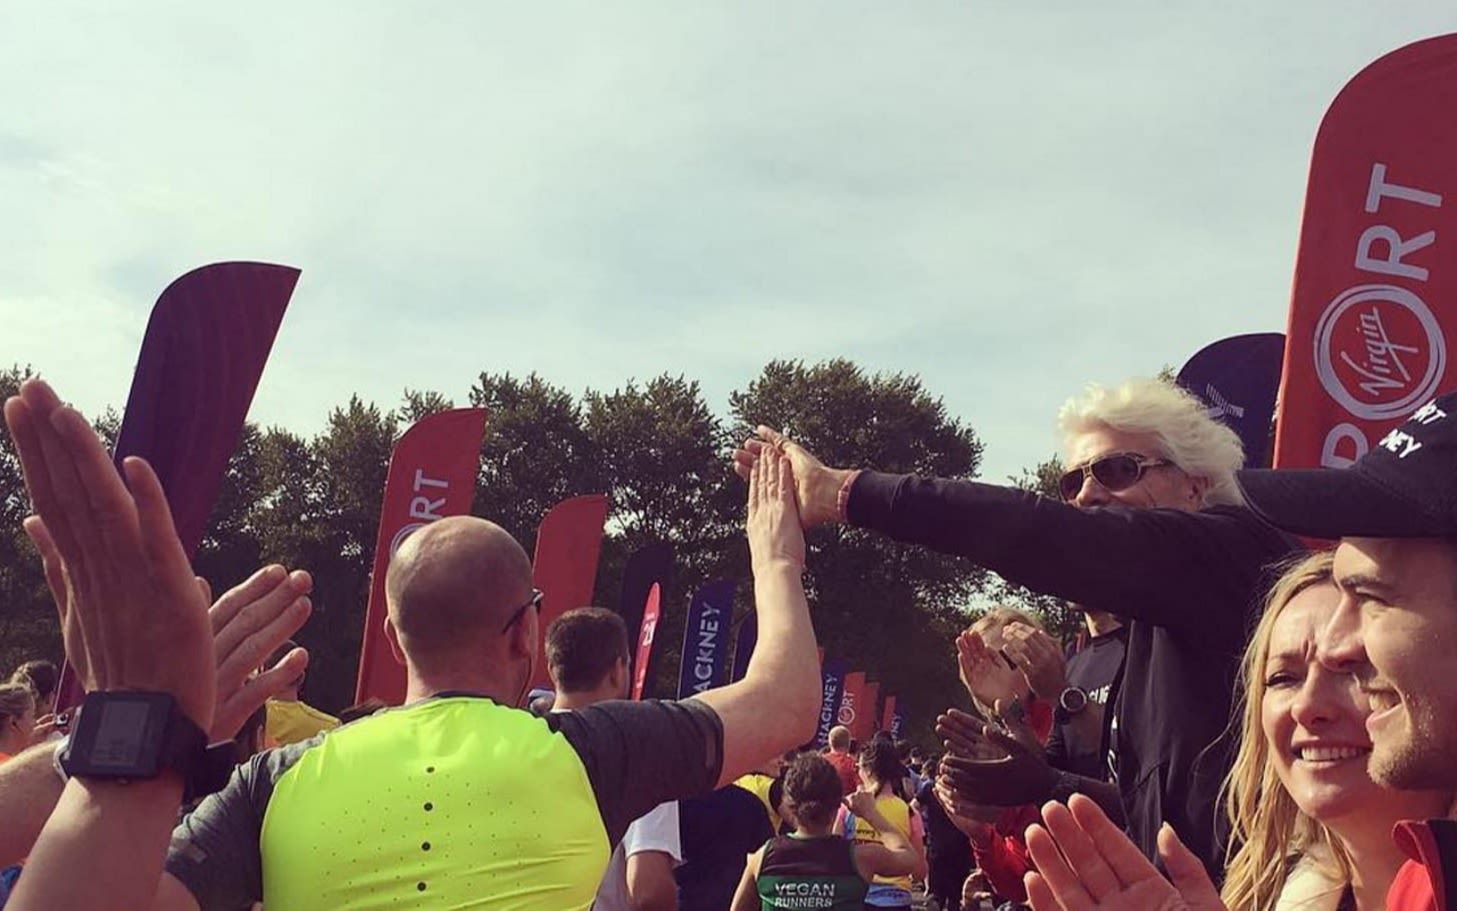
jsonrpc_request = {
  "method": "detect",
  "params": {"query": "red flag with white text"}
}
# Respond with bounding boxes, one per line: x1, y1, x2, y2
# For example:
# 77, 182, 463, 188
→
354, 409, 488, 704
529, 495, 609, 691
632, 583, 663, 700
1275, 35, 1457, 471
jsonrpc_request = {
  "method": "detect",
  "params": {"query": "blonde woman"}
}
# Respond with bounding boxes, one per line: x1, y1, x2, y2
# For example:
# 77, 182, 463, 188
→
1020, 551, 1453, 911
1220, 550, 1449, 911
0, 685, 35, 762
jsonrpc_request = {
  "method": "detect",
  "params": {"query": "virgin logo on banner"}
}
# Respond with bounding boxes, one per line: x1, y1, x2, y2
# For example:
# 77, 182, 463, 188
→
816, 659, 848, 746
529, 495, 610, 691
355, 409, 489, 704
676, 579, 736, 698
57, 262, 299, 713
838, 671, 867, 735
1275, 35, 1457, 470
631, 583, 663, 700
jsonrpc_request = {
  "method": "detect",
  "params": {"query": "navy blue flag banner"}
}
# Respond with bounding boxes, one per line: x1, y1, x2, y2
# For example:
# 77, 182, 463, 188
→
1176, 333, 1286, 467
676, 579, 736, 698
815, 659, 849, 747
619, 541, 674, 649
730, 612, 757, 683
891, 706, 906, 740
55, 262, 300, 711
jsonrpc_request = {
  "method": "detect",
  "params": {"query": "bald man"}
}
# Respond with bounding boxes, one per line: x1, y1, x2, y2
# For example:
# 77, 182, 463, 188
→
152, 446, 820, 910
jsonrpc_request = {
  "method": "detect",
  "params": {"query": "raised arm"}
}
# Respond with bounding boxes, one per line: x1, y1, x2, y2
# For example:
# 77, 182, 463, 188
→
690, 445, 820, 787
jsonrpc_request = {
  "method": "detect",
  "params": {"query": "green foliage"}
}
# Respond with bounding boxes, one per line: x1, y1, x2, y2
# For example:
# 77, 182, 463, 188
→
0, 358, 1046, 741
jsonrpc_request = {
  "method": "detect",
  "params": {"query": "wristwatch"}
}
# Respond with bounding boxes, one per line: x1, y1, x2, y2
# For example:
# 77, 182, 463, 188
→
1054, 686, 1089, 725
58, 692, 234, 802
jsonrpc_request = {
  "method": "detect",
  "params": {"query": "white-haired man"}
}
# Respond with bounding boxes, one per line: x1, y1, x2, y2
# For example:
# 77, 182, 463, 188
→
735, 377, 1300, 879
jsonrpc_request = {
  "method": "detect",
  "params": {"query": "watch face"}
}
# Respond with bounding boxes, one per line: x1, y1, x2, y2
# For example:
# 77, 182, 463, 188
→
91, 700, 153, 769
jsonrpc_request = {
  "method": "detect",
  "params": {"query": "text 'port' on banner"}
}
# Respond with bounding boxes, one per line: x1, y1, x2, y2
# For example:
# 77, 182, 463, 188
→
1276, 35, 1457, 471
355, 408, 489, 705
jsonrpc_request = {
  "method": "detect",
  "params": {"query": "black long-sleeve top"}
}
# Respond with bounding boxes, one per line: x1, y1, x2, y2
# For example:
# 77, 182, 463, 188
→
847, 471, 1300, 880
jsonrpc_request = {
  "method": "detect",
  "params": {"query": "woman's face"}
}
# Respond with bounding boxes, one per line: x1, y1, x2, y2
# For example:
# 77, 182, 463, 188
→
1261, 583, 1448, 826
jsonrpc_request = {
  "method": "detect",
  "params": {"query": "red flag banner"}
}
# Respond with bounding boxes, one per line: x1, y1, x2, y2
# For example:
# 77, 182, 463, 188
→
838, 671, 867, 741
860, 681, 881, 741
1275, 35, 1457, 470
58, 262, 298, 711
880, 694, 898, 733
631, 583, 663, 700
354, 409, 488, 704
529, 494, 610, 690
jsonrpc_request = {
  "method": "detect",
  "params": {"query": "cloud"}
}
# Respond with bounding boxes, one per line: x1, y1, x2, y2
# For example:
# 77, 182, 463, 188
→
2, 2, 1455, 482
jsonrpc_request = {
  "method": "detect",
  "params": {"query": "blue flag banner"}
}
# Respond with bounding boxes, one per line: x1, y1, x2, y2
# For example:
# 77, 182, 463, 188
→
730, 612, 757, 683
1176, 333, 1286, 467
676, 579, 736, 698
891, 706, 905, 740
815, 659, 849, 747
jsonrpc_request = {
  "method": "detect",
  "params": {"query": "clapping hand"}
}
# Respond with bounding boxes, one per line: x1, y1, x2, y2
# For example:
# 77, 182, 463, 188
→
746, 442, 806, 572
1001, 622, 1068, 702
8, 380, 215, 733
937, 707, 1056, 807
1023, 796, 1225, 911
956, 631, 1024, 711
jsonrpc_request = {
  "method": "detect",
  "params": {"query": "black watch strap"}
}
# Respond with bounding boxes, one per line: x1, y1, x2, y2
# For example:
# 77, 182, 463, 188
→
59, 692, 221, 799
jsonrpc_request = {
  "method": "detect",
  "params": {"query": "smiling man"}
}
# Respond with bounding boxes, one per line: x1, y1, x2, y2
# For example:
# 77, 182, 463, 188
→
734, 377, 1301, 880
1237, 391, 1457, 911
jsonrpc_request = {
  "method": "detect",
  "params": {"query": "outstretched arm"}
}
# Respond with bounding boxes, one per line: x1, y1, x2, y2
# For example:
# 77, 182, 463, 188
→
691, 445, 820, 787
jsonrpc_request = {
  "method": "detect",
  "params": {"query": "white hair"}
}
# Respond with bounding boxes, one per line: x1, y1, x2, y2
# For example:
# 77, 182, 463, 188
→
1057, 377, 1246, 507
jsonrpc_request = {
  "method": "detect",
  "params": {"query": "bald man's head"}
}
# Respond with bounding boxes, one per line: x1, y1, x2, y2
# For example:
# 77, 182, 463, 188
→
385, 516, 535, 661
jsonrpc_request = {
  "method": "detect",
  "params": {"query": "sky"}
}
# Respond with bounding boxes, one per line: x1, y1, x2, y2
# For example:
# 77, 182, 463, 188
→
4, 3, 1456, 485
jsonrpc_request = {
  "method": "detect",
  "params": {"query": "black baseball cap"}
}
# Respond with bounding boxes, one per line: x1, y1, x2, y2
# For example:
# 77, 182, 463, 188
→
1236, 391, 1457, 538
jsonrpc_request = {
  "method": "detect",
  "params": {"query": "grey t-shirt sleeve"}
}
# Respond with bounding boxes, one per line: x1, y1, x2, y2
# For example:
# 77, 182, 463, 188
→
547, 698, 723, 846
163, 738, 317, 911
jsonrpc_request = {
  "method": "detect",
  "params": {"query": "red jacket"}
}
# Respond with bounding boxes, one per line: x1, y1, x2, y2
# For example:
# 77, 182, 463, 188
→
1388, 818, 1457, 911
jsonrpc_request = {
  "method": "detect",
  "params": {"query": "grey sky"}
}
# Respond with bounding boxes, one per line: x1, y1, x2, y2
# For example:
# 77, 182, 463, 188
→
4, 3, 1455, 484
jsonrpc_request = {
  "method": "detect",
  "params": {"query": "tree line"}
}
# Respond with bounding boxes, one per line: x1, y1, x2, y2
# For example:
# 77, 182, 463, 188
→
0, 359, 1074, 740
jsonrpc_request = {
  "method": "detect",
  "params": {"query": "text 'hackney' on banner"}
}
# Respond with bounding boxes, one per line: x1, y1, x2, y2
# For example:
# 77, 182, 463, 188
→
632, 583, 663, 701
56, 262, 300, 714
1275, 34, 1457, 471
1176, 333, 1286, 467
816, 659, 849, 746
676, 579, 737, 699
354, 408, 489, 705
530, 495, 610, 691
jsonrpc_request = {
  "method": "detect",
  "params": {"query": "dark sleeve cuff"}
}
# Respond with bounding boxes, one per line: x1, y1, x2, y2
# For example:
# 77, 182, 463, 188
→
844, 470, 905, 530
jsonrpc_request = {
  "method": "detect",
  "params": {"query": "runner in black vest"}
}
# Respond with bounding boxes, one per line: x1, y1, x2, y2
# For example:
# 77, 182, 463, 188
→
732, 754, 918, 910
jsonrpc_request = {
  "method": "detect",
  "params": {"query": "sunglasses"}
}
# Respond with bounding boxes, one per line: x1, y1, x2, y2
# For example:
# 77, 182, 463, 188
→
501, 589, 544, 633
1058, 452, 1172, 502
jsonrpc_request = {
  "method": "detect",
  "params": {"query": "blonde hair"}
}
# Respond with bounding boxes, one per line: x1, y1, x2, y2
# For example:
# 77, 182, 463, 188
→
0, 684, 35, 727
1220, 551, 1347, 911
1058, 378, 1246, 507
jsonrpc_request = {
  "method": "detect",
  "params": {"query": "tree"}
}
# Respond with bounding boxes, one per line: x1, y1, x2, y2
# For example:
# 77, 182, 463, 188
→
728, 358, 989, 738
0, 365, 58, 678
470, 373, 602, 556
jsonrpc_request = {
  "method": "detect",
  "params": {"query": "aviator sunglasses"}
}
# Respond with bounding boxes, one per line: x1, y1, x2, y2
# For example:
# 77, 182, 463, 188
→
1058, 452, 1172, 501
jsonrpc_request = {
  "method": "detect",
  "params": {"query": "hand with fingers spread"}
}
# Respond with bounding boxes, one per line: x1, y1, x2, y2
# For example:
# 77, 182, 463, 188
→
208, 565, 313, 743
1001, 622, 1068, 703
956, 630, 1024, 710
745, 442, 806, 572
1023, 796, 1225, 911
732, 426, 852, 528
937, 708, 1057, 807
6, 379, 214, 732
